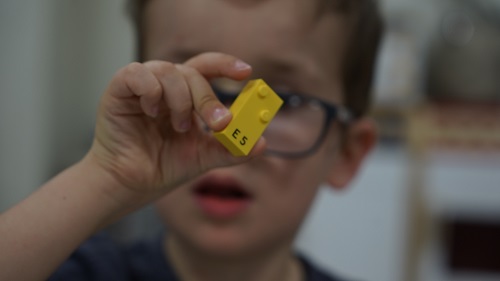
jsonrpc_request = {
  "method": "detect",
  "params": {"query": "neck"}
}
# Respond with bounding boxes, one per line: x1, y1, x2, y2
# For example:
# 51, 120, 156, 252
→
164, 234, 304, 281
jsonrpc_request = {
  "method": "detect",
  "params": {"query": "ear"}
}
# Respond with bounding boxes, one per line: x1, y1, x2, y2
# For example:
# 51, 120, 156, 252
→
327, 117, 377, 190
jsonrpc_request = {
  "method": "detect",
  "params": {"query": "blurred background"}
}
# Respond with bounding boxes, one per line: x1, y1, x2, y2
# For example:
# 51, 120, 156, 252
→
1, 0, 499, 280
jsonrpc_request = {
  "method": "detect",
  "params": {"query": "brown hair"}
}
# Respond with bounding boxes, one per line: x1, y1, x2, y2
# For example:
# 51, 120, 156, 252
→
126, 0, 384, 118
340, 0, 384, 118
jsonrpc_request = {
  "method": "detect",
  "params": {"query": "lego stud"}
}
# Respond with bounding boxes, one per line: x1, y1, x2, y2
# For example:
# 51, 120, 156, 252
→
260, 110, 271, 123
258, 85, 269, 98
213, 79, 283, 156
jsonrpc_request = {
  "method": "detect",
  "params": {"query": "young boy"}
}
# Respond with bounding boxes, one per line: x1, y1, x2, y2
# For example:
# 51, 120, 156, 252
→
0, 0, 383, 280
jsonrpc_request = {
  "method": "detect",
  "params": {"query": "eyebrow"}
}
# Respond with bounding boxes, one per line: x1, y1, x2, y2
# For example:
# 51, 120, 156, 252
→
166, 48, 321, 94
259, 56, 321, 94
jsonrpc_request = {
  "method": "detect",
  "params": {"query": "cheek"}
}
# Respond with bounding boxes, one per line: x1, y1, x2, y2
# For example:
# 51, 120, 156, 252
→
283, 161, 325, 189
278, 136, 340, 188
270, 136, 340, 206
262, 153, 334, 212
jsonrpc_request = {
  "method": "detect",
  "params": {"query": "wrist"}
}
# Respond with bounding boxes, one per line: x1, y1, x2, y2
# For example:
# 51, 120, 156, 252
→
75, 153, 152, 228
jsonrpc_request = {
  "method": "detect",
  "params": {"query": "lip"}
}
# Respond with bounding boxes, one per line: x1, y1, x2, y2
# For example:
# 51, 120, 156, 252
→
192, 174, 253, 220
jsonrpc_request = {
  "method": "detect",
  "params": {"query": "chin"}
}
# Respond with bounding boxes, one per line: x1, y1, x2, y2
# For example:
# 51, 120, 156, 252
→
173, 224, 273, 259
197, 240, 253, 258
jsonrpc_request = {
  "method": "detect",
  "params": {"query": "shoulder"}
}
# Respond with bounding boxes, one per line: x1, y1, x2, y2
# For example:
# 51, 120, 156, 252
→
49, 232, 179, 281
299, 254, 358, 281
48, 234, 130, 281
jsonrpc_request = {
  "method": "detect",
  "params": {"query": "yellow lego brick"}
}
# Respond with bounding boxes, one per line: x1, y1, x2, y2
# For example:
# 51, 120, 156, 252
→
214, 79, 283, 156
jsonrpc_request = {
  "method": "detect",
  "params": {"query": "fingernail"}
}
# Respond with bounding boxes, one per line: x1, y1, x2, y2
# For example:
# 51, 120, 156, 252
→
212, 107, 230, 124
233, 60, 251, 71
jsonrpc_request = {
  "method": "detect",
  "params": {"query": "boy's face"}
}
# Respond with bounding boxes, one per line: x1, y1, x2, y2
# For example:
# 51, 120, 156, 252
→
145, 0, 359, 257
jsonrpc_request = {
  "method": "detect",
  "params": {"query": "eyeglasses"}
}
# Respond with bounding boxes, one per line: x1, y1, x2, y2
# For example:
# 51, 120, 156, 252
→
212, 86, 353, 158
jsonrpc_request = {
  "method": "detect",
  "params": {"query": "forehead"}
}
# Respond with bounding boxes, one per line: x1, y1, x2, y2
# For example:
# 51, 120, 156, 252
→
143, 0, 350, 102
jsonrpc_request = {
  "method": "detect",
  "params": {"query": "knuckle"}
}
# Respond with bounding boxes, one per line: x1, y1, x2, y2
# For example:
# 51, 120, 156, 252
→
150, 83, 163, 99
169, 98, 193, 114
123, 62, 145, 76
113, 62, 144, 87
115, 62, 163, 98
149, 61, 176, 75
178, 64, 198, 76
197, 93, 217, 110
171, 99, 192, 114
116, 62, 145, 83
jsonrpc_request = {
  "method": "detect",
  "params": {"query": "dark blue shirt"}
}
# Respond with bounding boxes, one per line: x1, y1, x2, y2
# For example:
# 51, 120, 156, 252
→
49, 233, 350, 281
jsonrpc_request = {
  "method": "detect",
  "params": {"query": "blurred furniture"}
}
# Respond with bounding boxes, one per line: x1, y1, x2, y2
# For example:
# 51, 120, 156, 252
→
407, 101, 500, 281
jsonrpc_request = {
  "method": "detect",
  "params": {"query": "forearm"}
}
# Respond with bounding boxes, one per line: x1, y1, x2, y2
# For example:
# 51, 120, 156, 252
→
0, 155, 141, 281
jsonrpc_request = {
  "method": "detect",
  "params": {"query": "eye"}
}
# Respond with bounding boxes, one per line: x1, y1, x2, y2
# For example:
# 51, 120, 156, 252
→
287, 95, 302, 108
279, 95, 303, 112
308, 100, 322, 112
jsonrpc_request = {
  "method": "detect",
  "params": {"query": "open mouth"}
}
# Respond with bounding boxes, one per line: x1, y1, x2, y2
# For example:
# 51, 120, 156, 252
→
195, 184, 251, 200
193, 176, 253, 219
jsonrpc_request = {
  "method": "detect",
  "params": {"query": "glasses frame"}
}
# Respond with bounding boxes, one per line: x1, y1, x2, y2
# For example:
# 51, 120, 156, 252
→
212, 86, 354, 158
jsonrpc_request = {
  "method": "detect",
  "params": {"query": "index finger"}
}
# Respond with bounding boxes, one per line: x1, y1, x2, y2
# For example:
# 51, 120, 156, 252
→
184, 52, 252, 80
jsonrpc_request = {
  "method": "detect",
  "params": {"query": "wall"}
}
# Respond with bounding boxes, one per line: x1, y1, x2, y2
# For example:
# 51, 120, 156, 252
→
0, 0, 134, 211
0, 1, 53, 210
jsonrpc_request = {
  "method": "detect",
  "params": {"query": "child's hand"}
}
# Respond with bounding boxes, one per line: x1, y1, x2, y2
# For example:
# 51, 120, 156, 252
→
0, 53, 264, 280
87, 52, 264, 205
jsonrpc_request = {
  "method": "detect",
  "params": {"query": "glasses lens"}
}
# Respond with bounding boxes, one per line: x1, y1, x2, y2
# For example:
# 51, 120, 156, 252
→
264, 96, 326, 154
214, 87, 328, 156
